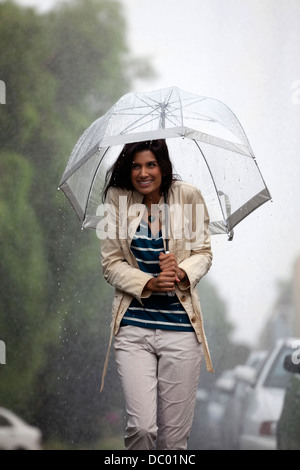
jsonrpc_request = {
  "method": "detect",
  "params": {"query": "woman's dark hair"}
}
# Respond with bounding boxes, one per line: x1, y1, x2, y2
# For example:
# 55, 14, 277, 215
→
102, 139, 179, 202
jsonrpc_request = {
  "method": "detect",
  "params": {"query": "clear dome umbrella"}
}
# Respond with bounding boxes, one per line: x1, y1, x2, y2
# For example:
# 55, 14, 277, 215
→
58, 86, 271, 240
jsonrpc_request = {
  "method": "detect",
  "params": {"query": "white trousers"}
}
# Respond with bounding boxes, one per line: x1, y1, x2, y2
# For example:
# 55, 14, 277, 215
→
114, 326, 203, 450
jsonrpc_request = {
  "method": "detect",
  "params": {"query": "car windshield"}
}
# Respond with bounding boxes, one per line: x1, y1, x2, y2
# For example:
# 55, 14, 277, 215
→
264, 346, 295, 389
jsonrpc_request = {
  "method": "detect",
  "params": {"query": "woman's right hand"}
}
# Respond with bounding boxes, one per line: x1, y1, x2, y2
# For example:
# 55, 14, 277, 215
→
145, 272, 176, 293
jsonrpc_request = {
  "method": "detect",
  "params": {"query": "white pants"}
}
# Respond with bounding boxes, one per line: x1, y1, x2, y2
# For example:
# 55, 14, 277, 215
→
114, 326, 203, 450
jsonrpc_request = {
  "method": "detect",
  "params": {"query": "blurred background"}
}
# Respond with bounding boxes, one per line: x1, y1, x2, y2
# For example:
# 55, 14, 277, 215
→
0, 0, 299, 450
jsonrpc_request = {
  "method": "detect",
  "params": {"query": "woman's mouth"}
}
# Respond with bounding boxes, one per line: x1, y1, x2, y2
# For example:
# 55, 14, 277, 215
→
138, 180, 153, 187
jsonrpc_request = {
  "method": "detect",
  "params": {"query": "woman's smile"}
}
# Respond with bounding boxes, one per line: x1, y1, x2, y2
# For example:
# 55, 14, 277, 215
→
138, 179, 153, 185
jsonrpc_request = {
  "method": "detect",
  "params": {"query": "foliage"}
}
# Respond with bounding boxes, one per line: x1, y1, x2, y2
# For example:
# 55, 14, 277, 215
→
0, 0, 149, 443
0, 152, 52, 412
0, 0, 239, 448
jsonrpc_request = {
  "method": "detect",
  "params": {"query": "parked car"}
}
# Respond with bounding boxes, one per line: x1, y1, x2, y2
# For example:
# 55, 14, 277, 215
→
221, 350, 268, 449
200, 370, 236, 450
189, 387, 209, 450
234, 338, 300, 450
277, 351, 300, 450
208, 371, 236, 450
190, 352, 268, 450
0, 407, 42, 450
189, 370, 236, 450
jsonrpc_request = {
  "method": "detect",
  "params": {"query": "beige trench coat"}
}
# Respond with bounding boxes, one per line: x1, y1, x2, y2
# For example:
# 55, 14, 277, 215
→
100, 180, 214, 391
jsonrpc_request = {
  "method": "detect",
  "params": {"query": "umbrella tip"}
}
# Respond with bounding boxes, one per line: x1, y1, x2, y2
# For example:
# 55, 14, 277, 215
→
228, 229, 234, 241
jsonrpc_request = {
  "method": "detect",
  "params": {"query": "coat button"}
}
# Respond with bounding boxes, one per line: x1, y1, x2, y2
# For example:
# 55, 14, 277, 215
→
191, 316, 196, 323
180, 295, 186, 302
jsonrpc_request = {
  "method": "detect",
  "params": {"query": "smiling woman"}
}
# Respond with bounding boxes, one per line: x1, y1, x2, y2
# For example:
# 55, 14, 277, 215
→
131, 151, 163, 203
103, 140, 176, 202
100, 139, 213, 450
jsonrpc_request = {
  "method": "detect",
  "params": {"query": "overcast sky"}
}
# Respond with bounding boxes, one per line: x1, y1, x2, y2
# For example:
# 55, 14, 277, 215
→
14, 0, 300, 346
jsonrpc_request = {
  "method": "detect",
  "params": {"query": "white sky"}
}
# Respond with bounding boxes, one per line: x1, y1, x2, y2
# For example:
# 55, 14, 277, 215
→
14, 0, 300, 346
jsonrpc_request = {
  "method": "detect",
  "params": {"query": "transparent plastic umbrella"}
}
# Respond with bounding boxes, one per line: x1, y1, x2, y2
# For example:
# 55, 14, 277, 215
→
58, 86, 271, 239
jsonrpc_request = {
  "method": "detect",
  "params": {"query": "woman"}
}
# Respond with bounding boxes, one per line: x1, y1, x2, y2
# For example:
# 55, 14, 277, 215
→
100, 139, 213, 450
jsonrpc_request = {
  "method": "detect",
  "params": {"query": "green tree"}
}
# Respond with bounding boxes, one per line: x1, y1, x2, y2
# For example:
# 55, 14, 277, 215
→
0, 0, 154, 445
0, 152, 54, 413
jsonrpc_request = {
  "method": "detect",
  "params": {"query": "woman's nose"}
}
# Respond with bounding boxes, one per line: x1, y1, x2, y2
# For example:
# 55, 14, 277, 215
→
140, 166, 148, 177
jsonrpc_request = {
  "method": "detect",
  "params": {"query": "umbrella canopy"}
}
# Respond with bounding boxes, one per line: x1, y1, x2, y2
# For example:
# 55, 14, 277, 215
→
59, 86, 271, 238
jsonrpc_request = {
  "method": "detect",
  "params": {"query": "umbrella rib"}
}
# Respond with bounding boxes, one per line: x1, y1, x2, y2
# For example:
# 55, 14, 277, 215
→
193, 140, 227, 226
165, 113, 181, 127
119, 111, 159, 134
181, 97, 208, 108
83, 147, 110, 220
120, 115, 160, 134
136, 94, 162, 106
160, 102, 183, 125
168, 104, 216, 122
113, 104, 159, 113
176, 89, 184, 126
114, 111, 157, 116
137, 96, 163, 110
113, 97, 164, 134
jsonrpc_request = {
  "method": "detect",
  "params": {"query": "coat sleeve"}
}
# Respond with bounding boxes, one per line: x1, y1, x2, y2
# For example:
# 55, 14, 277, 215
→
177, 188, 213, 290
100, 188, 153, 303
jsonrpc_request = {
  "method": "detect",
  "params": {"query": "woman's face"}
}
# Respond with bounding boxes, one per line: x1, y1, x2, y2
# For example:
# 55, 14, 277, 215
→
131, 150, 163, 201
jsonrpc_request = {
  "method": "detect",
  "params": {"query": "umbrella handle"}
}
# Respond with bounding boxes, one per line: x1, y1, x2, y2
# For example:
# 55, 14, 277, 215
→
165, 250, 176, 297
163, 192, 175, 297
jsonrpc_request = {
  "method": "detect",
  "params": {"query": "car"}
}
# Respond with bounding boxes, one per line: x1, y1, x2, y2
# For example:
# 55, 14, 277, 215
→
207, 371, 237, 450
234, 338, 300, 450
200, 370, 236, 450
0, 407, 42, 450
189, 371, 236, 450
190, 352, 268, 450
277, 349, 300, 450
220, 350, 268, 450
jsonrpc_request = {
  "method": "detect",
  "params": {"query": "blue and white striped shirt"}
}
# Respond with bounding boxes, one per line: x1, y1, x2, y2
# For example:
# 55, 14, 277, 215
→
121, 219, 193, 332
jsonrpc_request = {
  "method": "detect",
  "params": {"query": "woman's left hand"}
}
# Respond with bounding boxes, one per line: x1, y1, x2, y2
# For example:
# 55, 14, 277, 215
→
159, 252, 185, 283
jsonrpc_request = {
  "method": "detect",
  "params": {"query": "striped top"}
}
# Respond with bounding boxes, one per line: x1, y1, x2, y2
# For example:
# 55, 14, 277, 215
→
121, 218, 193, 332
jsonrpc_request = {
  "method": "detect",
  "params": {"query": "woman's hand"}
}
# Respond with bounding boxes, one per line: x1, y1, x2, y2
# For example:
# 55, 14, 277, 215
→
145, 271, 177, 293
159, 252, 186, 282
145, 253, 186, 292
144, 252, 188, 294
